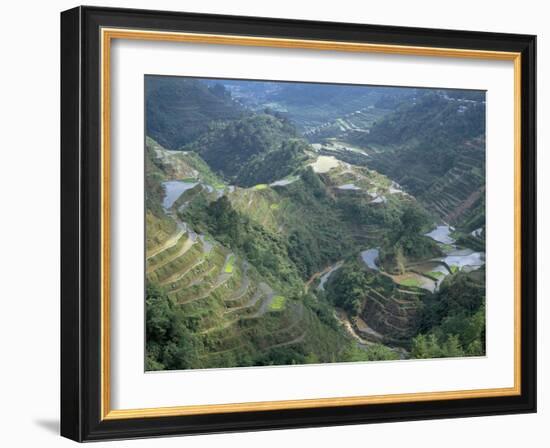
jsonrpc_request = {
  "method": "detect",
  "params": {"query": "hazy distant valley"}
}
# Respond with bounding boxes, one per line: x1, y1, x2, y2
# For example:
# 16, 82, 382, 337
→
145, 76, 486, 371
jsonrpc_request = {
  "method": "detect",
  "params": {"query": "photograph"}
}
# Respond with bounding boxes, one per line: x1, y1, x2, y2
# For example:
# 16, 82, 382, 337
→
145, 76, 487, 371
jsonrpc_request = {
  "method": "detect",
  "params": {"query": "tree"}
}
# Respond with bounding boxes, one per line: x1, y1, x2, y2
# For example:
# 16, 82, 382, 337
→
441, 335, 465, 358
206, 196, 242, 245
411, 334, 441, 359
401, 202, 429, 235
145, 283, 203, 370
326, 262, 370, 316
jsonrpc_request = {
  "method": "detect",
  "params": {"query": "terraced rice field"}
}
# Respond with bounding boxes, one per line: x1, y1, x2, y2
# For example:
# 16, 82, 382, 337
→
358, 282, 420, 345
146, 209, 309, 366
269, 295, 287, 311
224, 255, 236, 273
309, 155, 340, 173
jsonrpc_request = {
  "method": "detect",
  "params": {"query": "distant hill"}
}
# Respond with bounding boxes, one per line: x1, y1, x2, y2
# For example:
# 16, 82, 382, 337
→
184, 113, 309, 187
210, 79, 417, 129
269, 83, 413, 108
145, 76, 243, 150
349, 91, 486, 226
355, 91, 485, 148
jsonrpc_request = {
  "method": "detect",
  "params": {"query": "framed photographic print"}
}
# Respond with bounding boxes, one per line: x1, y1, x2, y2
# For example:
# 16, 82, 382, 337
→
60, 6, 536, 442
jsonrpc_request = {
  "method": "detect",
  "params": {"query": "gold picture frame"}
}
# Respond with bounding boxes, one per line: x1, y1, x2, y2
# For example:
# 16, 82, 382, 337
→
61, 6, 536, 441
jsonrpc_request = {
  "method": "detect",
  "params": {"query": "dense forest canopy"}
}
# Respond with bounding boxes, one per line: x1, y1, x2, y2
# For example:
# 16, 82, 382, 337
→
184, 113, 308, 186
145, 77, 243, 149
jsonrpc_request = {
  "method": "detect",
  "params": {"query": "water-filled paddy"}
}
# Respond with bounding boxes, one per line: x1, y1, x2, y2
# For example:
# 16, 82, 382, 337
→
360, 248, 380, 270
337, 183, 361, 190
442, 249, 485, 269
425, 225, 455, 244
371, 195, 387, 204
270, 176, 298, 187
392, 272, 436, 292
162, 180, 198, 209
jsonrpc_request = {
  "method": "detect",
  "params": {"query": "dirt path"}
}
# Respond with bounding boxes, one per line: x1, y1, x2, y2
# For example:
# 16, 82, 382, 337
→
224, 286, 263, 314
355, 315, 384, 340
253, 283, 276, 317
201, 284, 271, 335
224, 268, 251, 303
146, 229, 185, 259
200, 316, 239, 335
188, 265, 220, 287
179, 271, 233, 305
161, 258, 205, 286
266, 332, 306, 349
335, 309, 408, 358
334, 309, 374, 346
146, 236, 195, 274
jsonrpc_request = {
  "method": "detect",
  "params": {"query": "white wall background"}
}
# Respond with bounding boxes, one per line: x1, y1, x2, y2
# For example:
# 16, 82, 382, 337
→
0, 0, 546, 446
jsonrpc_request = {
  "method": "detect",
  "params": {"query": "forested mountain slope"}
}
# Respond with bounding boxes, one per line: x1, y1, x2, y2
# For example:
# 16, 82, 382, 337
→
347, 91, 486, 228
209, 79, 417, 130
145, 77, 243, 149
184, 113, 309, 187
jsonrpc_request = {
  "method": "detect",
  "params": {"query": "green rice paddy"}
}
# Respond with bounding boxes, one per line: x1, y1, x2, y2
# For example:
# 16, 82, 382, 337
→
270, 295, 286, 311
224, 255, 236, 273
398, 278, 422, 287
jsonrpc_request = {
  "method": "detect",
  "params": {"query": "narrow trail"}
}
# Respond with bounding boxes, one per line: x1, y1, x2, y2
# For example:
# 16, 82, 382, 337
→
202, 284, 276, 334
355, 315, 384, 340
334, 309, 374, 346
146, 237, 195, 274
334, 308, 408, 359
161, 258, 205, 287
267, 332, 306, 349
224, 286, 263, 314
146, 229, 185, 259
200, 343, 245, 358
224, 268, 251, 303
200, 316, 239, 335
188, 265, 219, 287
254, 284, 276, 317
179, 272, 232, 305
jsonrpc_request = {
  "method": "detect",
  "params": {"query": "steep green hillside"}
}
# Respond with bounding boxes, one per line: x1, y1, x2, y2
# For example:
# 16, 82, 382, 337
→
182, 170, 358, 282
184, 113, 309, 187
145, 140, 400, 370
344, 91, 486, 228
325, 259, 422, 347
146, 76, 243, 149
213, 79, 417, 130
357, 91, 485, 148
412, 268, 486, 358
